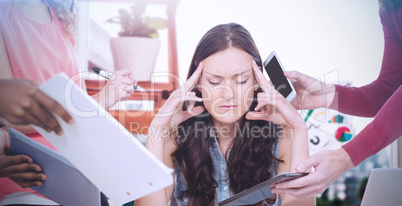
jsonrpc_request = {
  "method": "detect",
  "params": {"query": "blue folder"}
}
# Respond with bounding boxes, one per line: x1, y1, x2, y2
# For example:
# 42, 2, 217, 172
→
9, 128, 101, 206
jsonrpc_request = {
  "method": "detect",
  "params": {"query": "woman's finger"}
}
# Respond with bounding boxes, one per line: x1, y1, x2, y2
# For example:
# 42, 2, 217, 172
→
34, 89, 73, 125
13, 179, 44, 188
254, 92, 274, 111
1, 162, 42, 176
0, 155, 32, 171
252, 60, 275, 94
184, 63, 204, 92
7, 171, 46, 182
182, 92, 202, 103
112, 75, 134, 85
29, 102, 59, 133
20, 113, 41, 129
181, 105, 205, 122
124, 85, 135, 94
245, 111, 269, 121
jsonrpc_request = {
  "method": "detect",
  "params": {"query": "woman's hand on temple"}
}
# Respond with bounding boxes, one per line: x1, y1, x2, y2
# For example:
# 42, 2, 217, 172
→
246, 61, 305, 130
153, 63, 205, 128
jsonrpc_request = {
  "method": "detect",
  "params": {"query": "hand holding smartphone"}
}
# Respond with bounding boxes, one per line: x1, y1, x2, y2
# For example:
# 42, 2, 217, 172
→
263, 51, 296, 102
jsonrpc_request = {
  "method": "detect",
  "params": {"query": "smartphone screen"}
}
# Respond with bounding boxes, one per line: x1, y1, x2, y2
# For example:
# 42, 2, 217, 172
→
264, 56, 293, 98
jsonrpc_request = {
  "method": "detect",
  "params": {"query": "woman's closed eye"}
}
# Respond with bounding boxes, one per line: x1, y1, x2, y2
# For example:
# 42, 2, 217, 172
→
208, 79, 248, 85
237, 79, 248, 84
208, 80, 220, 85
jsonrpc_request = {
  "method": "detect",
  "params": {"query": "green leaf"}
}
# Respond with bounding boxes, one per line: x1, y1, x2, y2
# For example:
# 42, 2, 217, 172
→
146, 17, 167, 30
149, 33, 159, 38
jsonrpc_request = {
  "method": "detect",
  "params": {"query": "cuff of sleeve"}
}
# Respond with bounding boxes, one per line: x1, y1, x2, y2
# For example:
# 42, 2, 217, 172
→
342, 127, 374, 166
329, 84, 351, 111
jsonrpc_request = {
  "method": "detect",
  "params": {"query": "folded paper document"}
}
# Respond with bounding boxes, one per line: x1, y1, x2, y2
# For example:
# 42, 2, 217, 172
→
32, 73, 173, 205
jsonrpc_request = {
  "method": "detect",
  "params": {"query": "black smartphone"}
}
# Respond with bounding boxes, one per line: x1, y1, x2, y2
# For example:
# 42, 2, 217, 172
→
263, 51, 296, 102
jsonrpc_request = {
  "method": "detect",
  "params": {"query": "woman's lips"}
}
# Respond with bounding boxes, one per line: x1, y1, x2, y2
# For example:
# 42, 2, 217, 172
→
219, 105, 238, 110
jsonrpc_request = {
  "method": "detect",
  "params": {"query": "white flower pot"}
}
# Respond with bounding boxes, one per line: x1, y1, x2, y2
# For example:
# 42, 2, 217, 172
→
110, 37, 161, 81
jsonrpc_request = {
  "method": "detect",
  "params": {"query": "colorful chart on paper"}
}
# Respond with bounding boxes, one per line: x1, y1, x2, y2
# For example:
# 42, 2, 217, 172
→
335, 126, 352, 142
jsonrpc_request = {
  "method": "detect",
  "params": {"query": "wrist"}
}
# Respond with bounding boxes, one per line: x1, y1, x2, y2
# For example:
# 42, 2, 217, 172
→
337, 147, 355, 171
92, 90, 110, 110
283, 124, 307, 140
325, 84, 337, 109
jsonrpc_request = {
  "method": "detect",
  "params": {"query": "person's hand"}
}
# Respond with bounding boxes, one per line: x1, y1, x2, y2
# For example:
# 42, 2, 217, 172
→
284, 71, 336, 110
0, 128, 46, 188
98, 69, 138, 110
152, 63, 205, 128
246, 61, 305, 130
271, 148, 354, 198
0, 79, 74, 135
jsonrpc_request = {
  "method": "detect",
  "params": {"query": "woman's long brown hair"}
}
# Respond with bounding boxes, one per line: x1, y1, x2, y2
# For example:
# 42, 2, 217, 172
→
172, 23, 282, 206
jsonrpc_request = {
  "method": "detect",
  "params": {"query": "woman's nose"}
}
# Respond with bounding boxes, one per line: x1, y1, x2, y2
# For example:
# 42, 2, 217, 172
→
215, 83, 234, 99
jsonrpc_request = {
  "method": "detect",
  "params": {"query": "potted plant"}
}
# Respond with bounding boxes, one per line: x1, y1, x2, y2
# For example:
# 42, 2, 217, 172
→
106, 2, 167, 81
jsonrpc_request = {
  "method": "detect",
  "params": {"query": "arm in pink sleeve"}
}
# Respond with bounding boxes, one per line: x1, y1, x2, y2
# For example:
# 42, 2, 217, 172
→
342, 84, 402, 166
334, 8, 402, 165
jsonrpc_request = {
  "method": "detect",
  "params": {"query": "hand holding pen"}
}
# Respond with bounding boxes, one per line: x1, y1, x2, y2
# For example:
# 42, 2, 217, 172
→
91, 67, 143, 109
92, 67, 145, 91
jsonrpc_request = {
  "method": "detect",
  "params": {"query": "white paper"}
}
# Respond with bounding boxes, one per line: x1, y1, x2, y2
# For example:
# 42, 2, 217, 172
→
33, 73, 173, 205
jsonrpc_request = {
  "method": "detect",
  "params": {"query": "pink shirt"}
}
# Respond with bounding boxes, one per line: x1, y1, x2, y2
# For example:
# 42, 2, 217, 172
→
331, 6, 402, 166
0, 1, 79, 84
0, 0, 79, 199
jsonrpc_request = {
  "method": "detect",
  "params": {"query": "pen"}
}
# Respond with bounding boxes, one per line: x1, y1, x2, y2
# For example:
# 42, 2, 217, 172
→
91, 67, 146, 91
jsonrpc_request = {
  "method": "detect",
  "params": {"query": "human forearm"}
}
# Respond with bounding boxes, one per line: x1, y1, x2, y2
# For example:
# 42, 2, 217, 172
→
342, 85, 402, 165
134, 188, 169, 206
329, 82, 394, 117
145, 122, 170, 162
281, 127, 315, 206
136, 122, 174, 205
285, 126, 310, 172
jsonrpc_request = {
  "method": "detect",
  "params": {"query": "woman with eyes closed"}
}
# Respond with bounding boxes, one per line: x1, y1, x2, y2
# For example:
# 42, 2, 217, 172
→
135, 23, 315, 206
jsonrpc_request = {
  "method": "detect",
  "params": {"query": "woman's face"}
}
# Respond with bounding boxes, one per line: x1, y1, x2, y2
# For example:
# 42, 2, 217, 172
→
199, 47, 257, 124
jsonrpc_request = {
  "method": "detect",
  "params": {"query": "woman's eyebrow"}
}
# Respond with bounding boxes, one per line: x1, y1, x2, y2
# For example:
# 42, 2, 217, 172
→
204, 70, 251, 78
202, 60, 253, 78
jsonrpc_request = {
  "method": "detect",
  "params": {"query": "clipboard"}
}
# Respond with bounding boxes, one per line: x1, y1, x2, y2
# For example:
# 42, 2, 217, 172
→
218, 172, 309, 206
32, 73, 173, 205
9, 128, 101, 206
